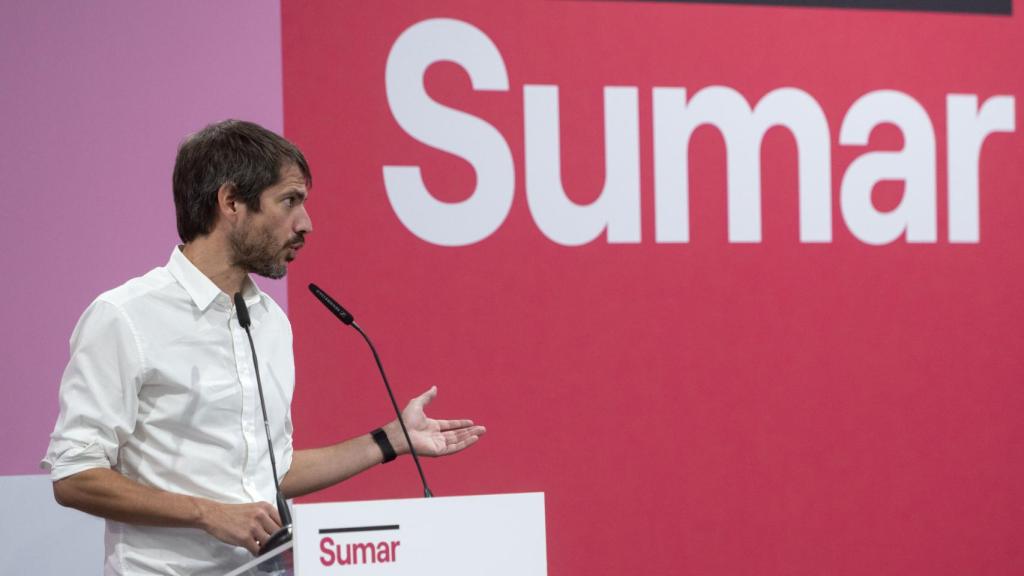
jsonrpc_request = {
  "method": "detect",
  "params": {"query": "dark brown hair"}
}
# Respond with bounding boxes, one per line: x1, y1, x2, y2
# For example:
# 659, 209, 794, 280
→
172, 120, 311, 242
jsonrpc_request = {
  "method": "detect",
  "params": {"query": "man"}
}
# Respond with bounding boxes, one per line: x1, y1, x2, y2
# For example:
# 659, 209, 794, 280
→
42, 120, 485, 575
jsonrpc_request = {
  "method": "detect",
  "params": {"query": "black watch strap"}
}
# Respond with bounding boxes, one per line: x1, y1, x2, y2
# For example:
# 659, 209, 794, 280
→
371, 428, 397, 463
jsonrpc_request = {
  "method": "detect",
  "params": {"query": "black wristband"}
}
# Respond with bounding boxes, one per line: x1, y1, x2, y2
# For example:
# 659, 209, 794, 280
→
371, 428, 397, 463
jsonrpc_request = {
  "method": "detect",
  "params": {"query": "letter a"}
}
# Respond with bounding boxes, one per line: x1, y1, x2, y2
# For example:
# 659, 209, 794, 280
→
840, 90, 937, 245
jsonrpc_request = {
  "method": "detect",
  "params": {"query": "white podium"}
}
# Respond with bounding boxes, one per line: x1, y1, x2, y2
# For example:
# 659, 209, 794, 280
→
226, 492, 546, 576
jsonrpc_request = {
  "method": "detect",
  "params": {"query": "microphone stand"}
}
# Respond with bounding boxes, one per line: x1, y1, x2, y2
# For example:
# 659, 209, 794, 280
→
308, 282, 434, 498
233, 293, 293, 558
351, 320, 433, 498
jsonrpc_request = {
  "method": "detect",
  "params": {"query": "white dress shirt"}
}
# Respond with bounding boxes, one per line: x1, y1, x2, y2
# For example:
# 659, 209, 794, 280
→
43, 247, 295, 575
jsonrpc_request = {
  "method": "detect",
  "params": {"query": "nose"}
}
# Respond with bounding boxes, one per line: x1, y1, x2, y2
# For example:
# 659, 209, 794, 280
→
296, 205, 313, 235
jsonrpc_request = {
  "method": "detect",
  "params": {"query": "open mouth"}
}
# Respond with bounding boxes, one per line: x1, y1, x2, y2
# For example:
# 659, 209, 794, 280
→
285, 241, 304, 260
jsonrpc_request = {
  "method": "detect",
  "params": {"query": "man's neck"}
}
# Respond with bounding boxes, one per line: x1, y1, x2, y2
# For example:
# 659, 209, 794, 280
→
181, 236, 248, 296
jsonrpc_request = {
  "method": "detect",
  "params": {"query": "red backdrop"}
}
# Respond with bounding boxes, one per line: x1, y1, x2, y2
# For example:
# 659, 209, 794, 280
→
282, 2, 1023, 574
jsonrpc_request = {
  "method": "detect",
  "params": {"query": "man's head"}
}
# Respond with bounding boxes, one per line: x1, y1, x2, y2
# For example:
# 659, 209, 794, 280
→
173, 119, 312, 244
173, 120, 313, 278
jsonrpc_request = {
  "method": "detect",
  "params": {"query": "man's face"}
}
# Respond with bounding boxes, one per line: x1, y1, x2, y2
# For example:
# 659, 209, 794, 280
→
229, 164, 312, 279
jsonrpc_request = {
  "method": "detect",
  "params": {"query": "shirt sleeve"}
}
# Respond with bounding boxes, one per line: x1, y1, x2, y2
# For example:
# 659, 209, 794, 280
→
41, 299, 145, 481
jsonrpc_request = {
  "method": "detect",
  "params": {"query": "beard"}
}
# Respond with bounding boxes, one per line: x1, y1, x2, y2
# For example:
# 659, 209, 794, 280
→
229, 221, 301, 279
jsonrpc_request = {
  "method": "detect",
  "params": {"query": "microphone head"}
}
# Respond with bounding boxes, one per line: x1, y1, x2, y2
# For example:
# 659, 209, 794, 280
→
308, 283, 354, 325
233, 292, 252, 328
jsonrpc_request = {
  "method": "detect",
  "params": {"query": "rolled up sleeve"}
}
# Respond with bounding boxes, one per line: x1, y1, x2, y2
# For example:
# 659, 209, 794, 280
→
42, 299, 144, 481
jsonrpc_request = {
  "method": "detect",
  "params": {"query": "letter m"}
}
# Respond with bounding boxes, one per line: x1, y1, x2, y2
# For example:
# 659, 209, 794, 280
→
653, 86, 832, 243
352, 542, 377, 564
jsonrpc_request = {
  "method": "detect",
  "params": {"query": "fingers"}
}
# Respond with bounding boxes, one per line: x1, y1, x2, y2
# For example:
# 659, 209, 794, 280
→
402, 387, 487, 456
444, 425, 486, 442
432, 425, 485, 455
247, 503, 282, 554
258, 502, 283, 534
435, 418, 476, 431
264, 501, 283, 527
443, 431, 483, 455
246, 536, 262, 555
203, 501, 284, 555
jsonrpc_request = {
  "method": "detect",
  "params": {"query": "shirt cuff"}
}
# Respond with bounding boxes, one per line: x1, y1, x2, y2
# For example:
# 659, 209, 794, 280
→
41, 441, 113, 481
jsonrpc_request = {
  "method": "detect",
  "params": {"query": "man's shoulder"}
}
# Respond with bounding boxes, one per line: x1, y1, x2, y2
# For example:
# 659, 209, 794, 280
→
69, 265, 180, 343
94, 265, 178, 310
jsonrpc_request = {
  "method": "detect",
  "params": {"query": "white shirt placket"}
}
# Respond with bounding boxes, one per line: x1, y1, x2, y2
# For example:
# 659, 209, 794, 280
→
230, 300, 261, 501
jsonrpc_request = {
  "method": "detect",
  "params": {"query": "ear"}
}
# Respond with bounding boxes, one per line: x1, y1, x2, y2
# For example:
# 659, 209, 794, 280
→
216, 182, 243, 222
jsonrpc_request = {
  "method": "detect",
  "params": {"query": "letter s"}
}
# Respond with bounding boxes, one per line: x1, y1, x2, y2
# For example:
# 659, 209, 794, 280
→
320, 537, 336, 566
384, 18, 514, 246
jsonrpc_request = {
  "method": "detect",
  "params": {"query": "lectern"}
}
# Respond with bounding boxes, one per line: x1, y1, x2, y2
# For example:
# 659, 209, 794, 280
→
225, 492, 546, 576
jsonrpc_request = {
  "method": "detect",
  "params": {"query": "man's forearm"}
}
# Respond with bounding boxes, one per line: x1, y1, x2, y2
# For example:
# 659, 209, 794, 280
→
281, 421, 406, 499
54, 468, 207, 527
280, 387, 484, 499
53, 468, 283, 554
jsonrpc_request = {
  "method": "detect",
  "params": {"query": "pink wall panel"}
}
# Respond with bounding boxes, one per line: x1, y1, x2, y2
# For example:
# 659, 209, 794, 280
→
0, 0, 286, 476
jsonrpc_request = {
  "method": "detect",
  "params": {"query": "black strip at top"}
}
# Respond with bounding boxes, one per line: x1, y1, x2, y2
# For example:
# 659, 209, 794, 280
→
610, 0, 1011, 15
319, 524, 401, 535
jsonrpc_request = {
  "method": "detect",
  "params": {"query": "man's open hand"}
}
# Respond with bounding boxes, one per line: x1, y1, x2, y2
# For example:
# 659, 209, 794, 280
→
387, 386, 487, 457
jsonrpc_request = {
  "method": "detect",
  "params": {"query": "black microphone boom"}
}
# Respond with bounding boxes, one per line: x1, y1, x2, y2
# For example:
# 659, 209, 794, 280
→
233, 292, 293, 556
307, 283, 434, 498
308, 282, 354, 325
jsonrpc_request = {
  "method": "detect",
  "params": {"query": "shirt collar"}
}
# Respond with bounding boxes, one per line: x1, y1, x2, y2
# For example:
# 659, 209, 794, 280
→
166, 246, 267, 313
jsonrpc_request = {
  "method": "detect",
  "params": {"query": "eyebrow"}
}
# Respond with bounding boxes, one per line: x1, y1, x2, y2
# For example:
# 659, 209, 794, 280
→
281, 188, 308, 200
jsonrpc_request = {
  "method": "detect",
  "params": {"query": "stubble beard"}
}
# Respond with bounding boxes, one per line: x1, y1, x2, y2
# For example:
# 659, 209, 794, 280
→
229, 222, 290, 280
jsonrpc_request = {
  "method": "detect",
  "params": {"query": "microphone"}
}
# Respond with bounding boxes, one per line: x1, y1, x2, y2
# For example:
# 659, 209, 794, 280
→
307, 283, 434, 498
308, 283, 353, 325
233, 292, 293, 556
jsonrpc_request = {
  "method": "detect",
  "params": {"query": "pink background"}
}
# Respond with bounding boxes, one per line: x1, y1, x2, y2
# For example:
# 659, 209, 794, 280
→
0, 0, 287, 476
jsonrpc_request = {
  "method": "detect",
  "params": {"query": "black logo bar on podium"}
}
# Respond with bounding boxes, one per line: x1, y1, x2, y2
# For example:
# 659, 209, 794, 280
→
319, 525, 401, 535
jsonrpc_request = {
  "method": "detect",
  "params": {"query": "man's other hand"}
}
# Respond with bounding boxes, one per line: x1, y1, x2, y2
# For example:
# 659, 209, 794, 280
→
195, 499, 282, 555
